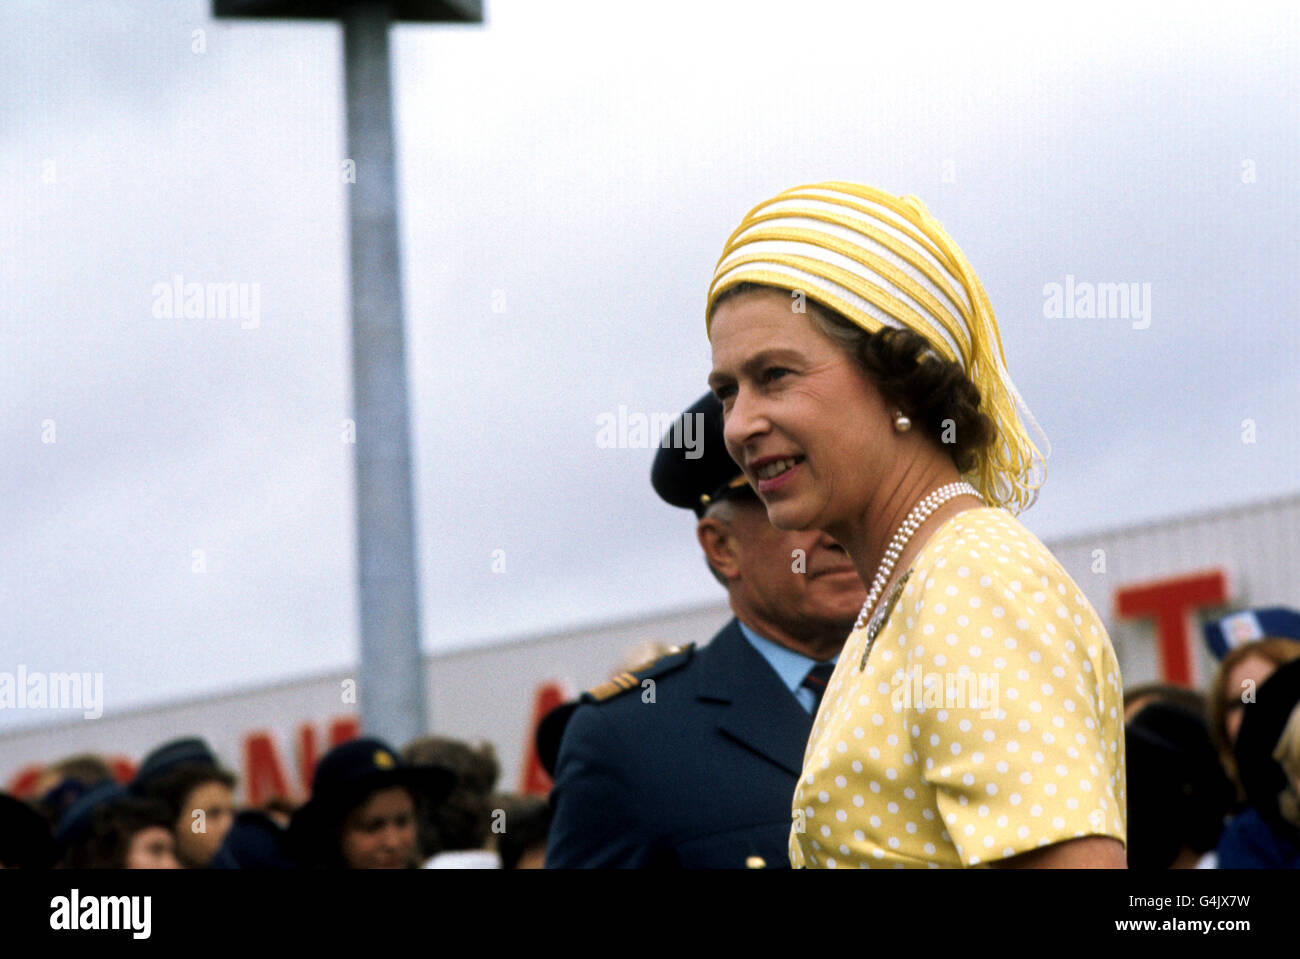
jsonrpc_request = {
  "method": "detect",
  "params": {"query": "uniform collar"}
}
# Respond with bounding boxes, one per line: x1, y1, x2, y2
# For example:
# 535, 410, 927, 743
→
736, 620, 837, 696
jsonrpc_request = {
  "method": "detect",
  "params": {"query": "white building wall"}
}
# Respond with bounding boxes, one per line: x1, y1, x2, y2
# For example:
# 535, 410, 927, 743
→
1047, 492, 1300, 689
0, 601, 732, 798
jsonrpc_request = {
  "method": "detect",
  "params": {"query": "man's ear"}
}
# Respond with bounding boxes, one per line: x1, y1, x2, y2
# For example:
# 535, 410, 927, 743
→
696, 516, 740, 582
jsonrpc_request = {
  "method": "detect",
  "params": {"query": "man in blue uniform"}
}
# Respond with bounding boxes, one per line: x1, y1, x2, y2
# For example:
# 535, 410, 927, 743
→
542, 393, 866, 868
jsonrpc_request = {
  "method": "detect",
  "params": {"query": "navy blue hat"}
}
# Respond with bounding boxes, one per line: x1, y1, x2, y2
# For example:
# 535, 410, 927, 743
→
1235, 659, 1300, 834
287, 737, 455, 866
209, 810, 299, 870
40, 776, 101, 822
0, 793, 58, 869
131, 737, 224, 793
54, 780, 126, 849
651, 392, 757, 518
1203, 607, 1300, 661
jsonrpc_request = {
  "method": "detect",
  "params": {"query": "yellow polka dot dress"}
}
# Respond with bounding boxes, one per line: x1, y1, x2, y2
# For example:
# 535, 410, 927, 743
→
790, 507, 1127, 868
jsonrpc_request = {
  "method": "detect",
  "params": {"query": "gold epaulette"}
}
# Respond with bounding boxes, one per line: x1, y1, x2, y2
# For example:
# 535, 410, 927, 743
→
581, 644, 695, 704
586, 671, 642, 702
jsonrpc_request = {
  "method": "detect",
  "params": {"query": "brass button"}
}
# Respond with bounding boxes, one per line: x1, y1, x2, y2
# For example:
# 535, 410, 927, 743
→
745, 855, 766, 869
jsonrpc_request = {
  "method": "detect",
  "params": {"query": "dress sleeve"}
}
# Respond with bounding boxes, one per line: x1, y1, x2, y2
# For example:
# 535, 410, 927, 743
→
902, 534, 1127, 866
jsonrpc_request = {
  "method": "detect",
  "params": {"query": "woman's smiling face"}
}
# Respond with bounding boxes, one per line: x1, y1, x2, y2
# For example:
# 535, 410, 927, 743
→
709, 287, 893, 534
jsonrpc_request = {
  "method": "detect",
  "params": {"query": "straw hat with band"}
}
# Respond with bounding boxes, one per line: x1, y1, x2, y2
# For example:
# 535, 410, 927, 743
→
706, 181, 1049, 514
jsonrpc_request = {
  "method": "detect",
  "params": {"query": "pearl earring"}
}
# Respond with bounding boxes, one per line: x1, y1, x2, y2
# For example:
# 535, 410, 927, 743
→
892, 411, 912, 433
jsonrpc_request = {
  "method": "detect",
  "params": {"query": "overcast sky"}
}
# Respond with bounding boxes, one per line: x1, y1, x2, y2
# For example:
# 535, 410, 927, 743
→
2, 0, 1297, 730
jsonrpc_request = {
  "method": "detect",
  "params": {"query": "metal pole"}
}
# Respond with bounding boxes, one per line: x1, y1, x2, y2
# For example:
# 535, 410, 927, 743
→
342, 0, 427, 746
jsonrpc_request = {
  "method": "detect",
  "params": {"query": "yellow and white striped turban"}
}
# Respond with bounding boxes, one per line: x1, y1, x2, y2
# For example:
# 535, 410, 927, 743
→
705, 181, 1048, 514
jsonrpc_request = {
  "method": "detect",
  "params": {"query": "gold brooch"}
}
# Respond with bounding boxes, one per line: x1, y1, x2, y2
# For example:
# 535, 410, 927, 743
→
859, 570, 912, 671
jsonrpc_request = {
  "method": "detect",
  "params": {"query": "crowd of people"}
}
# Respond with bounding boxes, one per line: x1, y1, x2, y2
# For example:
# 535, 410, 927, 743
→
0, 734, 552, 870
1, 614, 1297, 870
1122, 611, 1300, 869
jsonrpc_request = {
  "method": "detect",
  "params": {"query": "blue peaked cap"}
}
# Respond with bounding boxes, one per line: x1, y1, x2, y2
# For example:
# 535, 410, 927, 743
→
1203, 606, 1300, 660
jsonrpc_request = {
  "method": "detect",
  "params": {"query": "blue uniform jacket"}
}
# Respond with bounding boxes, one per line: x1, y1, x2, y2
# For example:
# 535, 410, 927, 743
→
545, 618, 815, 868
1216, 806, 1300, 869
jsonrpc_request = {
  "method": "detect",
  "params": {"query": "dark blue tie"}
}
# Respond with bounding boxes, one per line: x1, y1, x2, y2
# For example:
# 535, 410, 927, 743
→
800, 662, 836, 713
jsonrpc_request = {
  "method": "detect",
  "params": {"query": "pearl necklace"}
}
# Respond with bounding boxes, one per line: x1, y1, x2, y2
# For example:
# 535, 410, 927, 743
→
853, 481, 982, 633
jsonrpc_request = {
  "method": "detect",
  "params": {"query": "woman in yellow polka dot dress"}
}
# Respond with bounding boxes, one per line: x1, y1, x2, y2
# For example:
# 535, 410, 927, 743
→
705, 182, 1127, 868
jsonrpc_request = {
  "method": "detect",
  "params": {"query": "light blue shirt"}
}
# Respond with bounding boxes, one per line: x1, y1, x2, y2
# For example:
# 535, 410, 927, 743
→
737, 620, 838, 715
